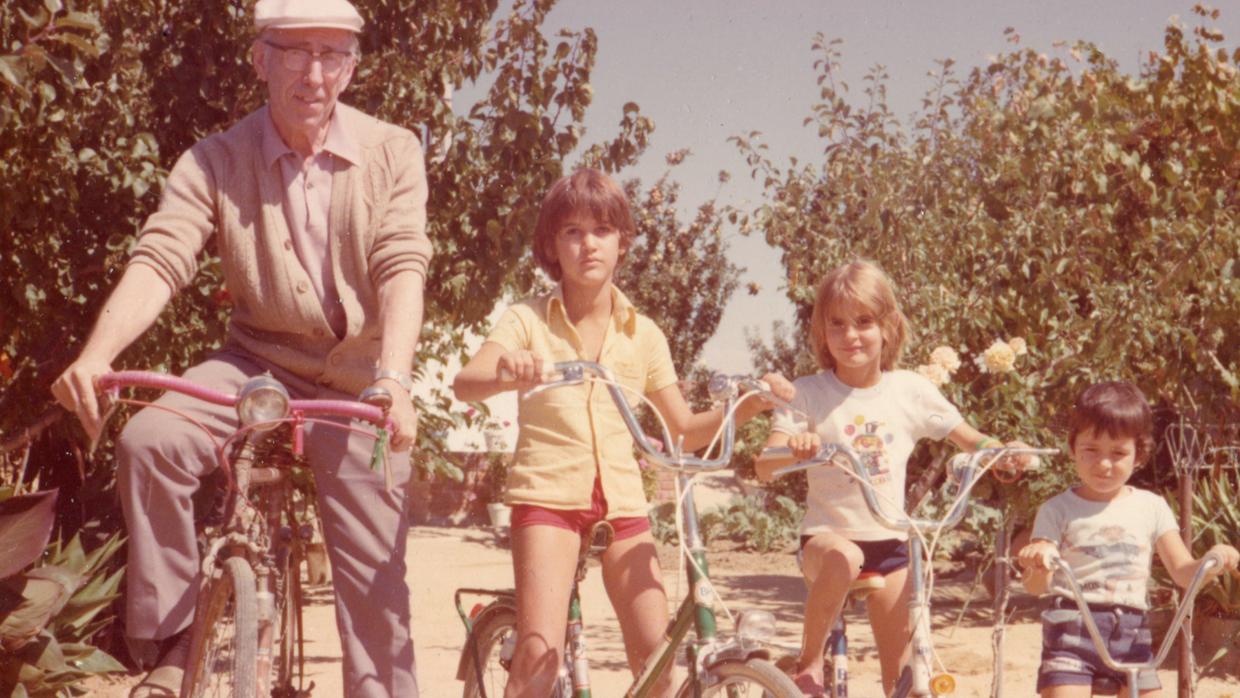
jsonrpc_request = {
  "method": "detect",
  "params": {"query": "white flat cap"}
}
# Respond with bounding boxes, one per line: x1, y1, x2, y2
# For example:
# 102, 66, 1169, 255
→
254, 0, 364, 33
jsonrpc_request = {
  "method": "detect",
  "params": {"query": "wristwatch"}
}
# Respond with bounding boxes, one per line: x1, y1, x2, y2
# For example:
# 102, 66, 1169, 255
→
374, 368, 412, 392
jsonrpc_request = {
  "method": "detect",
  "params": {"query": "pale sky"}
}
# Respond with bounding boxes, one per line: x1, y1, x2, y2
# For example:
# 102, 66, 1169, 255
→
528, 1, 1239, 375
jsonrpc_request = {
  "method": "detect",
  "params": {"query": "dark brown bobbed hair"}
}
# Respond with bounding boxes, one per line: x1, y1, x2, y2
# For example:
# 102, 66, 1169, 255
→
532, 168, 636, 281
1068, 381, 1156, 463
808, 260, 909, 371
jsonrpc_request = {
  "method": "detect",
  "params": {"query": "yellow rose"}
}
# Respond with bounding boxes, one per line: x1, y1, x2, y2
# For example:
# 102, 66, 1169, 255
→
916, 363, 951, 386
979, 340, 1017, 373
929, 346, 962, 373
1008, 337, 1028, 356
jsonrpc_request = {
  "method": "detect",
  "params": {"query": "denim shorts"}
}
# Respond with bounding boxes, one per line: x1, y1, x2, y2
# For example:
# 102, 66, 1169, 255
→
1036, 598, 1161, 693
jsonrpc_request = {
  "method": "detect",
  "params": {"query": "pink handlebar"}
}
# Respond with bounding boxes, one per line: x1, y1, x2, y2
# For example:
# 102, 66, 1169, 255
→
98, 371, 390, 428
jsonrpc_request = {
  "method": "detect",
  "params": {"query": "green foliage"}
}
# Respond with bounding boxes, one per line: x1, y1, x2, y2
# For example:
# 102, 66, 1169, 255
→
649, 493, 804, 553
0, 529, 126, 696
615, 151, 740, 372
735, 7, 1240, 524
1187, 470, 1240, 619
1, 0, 656, 482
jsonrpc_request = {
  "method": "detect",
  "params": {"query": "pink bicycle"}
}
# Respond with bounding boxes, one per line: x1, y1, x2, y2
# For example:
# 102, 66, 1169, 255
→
97, 371, 394, 698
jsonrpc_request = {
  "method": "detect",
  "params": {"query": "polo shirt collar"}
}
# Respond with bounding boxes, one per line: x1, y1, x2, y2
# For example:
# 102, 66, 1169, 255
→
547, 284, 638, 335
260, 104, 362, 168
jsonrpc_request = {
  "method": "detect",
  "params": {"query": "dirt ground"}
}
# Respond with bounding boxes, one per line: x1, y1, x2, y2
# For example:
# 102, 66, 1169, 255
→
82, 524, 1240, 697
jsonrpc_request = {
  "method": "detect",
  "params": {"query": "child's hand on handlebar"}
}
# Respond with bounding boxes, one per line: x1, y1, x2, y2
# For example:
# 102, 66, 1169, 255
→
753, 372, 796, 410
992, 439, 1039, 478
1203, 544, 1240, 579
787, 431, 822, 461
1017, 540, 1059, 572
497, 350, 546, 388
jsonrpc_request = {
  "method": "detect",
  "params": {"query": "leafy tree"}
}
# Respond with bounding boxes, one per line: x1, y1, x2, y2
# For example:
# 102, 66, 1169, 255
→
735, 6, 1240, 526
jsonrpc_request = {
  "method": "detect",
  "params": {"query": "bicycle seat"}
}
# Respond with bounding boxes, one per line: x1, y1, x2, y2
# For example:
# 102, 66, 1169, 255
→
583, 520, 615, 557
849, 572, 886, 599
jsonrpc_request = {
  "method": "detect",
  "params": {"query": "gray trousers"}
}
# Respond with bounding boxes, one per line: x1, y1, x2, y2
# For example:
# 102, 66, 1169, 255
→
116, 351, 418, 697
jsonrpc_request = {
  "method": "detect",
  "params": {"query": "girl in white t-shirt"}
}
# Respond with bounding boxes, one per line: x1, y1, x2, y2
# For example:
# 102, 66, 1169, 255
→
755, 260, 1026, 696
1017, 382, 1239, 697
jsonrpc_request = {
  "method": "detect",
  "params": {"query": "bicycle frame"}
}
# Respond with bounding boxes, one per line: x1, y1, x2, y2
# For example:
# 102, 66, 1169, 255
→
457, 361, 799, 698
97, 370, 391, 698
770, 445, 1056, 698
1047, 551, 1222, 698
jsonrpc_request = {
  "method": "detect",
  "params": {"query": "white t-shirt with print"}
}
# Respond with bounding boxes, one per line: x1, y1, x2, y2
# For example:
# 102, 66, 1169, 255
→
771, 370, 964, 541
1030, 487, 1178, 610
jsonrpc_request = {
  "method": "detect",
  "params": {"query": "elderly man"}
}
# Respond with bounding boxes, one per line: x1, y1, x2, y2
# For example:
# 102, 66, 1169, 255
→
51, 0, 429, 695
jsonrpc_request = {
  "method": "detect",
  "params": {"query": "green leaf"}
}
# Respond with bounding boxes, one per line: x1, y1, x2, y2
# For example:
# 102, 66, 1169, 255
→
53, 11, 100, 32
0, 490, 59, 579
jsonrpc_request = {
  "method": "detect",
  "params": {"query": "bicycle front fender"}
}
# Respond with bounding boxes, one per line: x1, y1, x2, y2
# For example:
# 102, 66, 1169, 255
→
455, 597, 517, 681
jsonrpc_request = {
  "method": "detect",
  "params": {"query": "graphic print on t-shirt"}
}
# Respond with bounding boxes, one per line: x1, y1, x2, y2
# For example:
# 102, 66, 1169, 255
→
1064, 523, 1149, 601
843, 415, 894, 482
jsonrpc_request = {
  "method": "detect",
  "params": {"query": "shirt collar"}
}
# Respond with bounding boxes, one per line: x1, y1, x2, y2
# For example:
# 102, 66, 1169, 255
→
260, 104, 362, 169
547, 284, 638, 335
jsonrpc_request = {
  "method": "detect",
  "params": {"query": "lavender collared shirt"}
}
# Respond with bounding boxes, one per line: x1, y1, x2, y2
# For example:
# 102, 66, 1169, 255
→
260, 111, 361, 338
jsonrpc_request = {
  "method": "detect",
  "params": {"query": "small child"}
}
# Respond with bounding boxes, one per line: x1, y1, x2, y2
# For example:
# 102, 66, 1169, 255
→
1018, 381, 1240, 697
453, 168, 792, 698
755, 260, 1028, 696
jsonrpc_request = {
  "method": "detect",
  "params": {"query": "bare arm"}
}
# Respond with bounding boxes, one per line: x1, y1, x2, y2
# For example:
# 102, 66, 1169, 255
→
373, 270, 425, 451
1155, 531, 1240, 588
451, 343, 546, 403
51, 264, 175, 441
644, 373, 794, 455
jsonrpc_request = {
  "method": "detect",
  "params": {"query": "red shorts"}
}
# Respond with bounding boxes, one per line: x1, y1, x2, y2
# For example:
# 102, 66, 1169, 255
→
511, 476, 650, 542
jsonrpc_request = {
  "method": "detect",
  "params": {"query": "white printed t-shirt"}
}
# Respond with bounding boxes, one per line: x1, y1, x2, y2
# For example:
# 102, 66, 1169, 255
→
771, 370, 963, 541
1030, 487, 1178, 610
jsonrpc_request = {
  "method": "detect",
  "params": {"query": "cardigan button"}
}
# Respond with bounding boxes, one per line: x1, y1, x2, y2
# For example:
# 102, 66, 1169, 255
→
283, 239, 293, 251
330, 354, 343, 366
296, 281, 309, 294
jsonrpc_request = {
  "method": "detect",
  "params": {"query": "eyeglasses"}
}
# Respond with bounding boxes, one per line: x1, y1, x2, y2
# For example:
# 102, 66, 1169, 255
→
261, 39, 355, 75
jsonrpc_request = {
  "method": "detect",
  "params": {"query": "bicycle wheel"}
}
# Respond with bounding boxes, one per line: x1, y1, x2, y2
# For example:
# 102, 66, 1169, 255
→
676, 657, 802, 698
461, 607, 516, 698
271, 539, 305, 694
181, 557, 259, 698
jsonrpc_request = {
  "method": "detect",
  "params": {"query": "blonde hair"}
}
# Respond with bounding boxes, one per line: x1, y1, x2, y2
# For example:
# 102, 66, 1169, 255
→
809, 260, 908, 371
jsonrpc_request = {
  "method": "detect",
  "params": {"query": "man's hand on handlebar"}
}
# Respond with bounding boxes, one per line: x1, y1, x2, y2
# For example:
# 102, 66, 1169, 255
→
51, 357, 112, 444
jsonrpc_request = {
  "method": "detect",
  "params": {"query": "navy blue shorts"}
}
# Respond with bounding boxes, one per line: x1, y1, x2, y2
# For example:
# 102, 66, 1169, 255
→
798, 535, 909, 576
1036, 597, 1160, 693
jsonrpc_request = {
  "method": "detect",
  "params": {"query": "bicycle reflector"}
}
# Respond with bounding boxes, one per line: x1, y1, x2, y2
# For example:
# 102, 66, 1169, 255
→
737, 610, 777, 645
237, 374, 290, 431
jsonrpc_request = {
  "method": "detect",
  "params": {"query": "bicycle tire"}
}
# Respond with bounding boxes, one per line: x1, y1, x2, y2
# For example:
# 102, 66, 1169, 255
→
676, 657, 802, 698
181, 557, 259, 698
461, 607, 517, 698
272, 540, 304, 693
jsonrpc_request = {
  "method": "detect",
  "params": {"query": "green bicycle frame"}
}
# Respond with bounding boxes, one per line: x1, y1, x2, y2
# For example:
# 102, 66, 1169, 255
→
622, 472, 720, 698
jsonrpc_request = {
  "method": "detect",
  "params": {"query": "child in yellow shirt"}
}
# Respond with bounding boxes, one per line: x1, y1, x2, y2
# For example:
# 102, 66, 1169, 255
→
454, 168, 792, 697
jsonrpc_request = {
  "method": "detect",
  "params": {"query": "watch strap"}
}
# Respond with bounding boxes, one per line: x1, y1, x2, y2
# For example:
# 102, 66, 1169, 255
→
374, 368, 412, 392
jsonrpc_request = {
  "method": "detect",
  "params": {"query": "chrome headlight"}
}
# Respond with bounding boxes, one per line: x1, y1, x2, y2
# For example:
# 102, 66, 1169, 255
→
237, 374, 289, 431
736, 610, 776, 645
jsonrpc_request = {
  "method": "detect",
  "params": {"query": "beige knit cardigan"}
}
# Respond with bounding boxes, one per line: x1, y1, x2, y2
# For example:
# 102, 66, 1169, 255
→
129, 103, 433, 394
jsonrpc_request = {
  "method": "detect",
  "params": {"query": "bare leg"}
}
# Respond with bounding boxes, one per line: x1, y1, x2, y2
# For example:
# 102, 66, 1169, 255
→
504, 525, 581, 698
865, 565, 912, 695
601, 530, 673, 697
1041, 685, 1094, 698
797, 533, 864, 683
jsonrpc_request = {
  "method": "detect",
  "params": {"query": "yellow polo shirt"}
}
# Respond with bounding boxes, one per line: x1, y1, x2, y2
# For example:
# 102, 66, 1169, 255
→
485, 285, 679, 517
